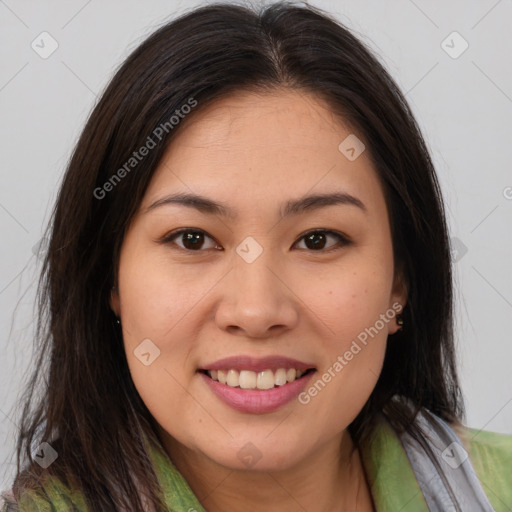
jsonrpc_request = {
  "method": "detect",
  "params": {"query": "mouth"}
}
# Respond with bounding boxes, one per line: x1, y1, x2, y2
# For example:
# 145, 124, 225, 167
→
198, 364, 317, 414
198, 367, 317, 390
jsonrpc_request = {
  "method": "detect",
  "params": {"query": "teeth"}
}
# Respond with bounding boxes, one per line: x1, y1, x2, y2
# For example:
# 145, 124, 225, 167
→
274, 368, 287, 386
257, 369, 274, 390
227, 369, 239, 387
287, 368, 297, 382
206, 368, 309, 389
239, 370, 257, 389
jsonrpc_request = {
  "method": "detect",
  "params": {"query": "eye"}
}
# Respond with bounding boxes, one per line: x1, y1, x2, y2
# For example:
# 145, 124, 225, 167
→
159, 228, 350, 253
160, 229, 221, 251
293, 230, 350, 252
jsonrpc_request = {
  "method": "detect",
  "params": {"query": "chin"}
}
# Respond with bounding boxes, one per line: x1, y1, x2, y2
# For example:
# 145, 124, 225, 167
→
203, 438, 308, 473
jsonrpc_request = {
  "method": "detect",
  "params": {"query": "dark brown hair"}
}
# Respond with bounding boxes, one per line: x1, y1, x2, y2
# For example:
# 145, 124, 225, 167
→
9, 1, 464, 510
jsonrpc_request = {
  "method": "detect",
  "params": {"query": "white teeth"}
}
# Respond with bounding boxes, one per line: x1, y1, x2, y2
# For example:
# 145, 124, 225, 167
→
206, 368, 310, 389
257, 370, 274, 390
239, 370, 256, 389
274, 368, 288, 386
227, 369, 239, 387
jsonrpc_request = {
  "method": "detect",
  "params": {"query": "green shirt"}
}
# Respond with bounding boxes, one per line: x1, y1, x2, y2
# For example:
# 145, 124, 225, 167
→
6, 414, 512, 511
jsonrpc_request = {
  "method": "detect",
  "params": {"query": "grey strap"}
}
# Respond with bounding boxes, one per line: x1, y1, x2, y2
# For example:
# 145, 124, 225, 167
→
398, 408, 495, 512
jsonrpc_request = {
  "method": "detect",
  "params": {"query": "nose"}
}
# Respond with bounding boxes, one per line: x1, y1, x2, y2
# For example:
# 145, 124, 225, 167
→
214, 252, 300, 339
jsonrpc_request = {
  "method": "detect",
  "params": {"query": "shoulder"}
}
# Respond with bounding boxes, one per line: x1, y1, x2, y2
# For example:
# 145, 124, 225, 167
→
454, 422, 512, 468
463, 426, 512, 470
454, 422, 512, 509
1, 476, 87, 512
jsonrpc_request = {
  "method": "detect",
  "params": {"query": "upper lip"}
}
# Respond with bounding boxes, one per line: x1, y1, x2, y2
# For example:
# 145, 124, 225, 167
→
199, 355, 316, 373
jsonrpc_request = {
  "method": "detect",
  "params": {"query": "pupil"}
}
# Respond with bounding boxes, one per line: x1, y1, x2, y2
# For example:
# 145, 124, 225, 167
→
306, 232, 326, 250
183, 232, 203, 250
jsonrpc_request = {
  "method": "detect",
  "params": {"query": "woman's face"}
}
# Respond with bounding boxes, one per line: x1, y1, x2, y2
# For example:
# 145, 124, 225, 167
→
111, 89, 407, 472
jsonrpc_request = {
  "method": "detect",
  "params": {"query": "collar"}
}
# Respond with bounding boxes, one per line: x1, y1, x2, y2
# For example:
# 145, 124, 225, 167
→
359, 413, 429, 511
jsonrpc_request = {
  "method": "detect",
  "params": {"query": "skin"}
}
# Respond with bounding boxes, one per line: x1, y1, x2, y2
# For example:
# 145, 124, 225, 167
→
111, 88, 408, 512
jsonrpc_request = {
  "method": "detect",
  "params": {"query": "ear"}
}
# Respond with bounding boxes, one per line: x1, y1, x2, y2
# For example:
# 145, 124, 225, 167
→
110, 286, 121, 317
388, 270, 408, 335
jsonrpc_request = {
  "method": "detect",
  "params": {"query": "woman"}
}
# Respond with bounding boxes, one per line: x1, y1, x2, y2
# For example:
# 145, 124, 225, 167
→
2, 2, 511, 511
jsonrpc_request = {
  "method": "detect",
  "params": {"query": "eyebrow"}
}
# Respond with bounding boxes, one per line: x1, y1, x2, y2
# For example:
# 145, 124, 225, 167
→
145, 191, 367, 219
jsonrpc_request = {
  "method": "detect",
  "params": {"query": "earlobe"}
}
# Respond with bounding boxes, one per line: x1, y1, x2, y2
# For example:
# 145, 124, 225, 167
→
388, 312, 404, 335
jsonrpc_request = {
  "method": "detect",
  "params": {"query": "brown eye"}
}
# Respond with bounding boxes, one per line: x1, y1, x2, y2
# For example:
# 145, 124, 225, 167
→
163, 229, 220, 251
294, 230, 350, 251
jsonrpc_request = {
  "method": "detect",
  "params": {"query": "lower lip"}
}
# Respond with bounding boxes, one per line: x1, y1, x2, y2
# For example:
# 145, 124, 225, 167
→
198, 370, 316, 414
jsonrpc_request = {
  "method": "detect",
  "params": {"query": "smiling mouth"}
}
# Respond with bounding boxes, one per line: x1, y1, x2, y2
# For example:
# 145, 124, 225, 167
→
198, 367, 316, 390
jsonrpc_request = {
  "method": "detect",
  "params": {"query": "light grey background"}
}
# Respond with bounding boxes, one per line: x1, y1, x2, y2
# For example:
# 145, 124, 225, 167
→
1, 0, 511, 491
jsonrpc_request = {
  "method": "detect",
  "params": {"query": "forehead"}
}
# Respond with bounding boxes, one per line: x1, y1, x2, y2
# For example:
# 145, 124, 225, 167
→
163, 88, 352, 155
143, 88, 386, 216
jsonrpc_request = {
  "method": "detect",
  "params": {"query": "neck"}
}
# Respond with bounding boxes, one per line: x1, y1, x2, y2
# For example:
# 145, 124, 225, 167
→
159, 428, 374, 512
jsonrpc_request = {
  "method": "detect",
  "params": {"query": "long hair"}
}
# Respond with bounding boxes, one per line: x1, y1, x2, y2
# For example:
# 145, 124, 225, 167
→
9, 2, 464, 510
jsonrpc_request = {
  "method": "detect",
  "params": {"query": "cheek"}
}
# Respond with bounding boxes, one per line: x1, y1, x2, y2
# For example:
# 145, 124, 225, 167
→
118, 248, 210, 343
306, 260, 393, 343
294, 258, 392, 427
120, 300, 198, 436
298, 283, 390, 435
116, 251, 204, 412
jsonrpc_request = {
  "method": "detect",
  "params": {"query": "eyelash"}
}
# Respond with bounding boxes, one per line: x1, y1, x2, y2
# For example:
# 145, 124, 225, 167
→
159, 228, 351, 253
